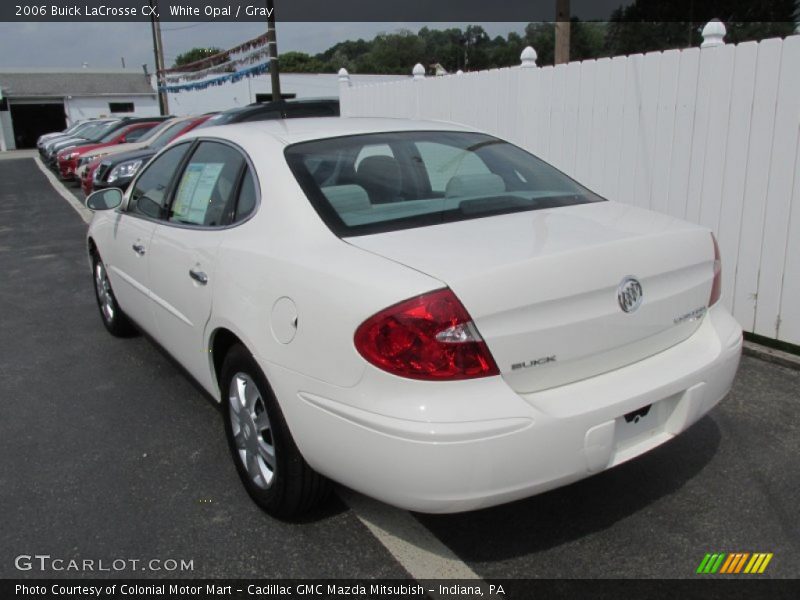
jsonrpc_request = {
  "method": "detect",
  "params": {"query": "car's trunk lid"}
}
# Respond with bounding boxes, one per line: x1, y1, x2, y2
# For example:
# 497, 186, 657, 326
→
346, 202, 715, 393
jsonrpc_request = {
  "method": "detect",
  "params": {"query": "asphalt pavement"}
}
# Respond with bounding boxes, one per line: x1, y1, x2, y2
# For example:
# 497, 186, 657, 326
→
0, 158, 798, 581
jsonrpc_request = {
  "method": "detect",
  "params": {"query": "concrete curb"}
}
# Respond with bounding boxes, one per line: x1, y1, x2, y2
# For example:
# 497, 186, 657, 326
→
743, 341, 800, 371
32, 155, 92, 223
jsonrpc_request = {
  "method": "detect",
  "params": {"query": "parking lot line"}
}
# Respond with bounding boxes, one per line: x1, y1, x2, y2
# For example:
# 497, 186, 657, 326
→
33, 155, 92, 223
338, 488, 482, 581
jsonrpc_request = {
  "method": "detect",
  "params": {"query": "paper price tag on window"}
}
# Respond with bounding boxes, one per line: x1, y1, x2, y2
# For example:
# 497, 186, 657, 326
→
173, 162, 224, 224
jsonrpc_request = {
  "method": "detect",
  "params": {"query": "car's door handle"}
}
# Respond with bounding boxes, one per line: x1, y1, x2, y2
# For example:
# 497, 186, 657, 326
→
189, 268, 208, 285
132, 243, 146, 256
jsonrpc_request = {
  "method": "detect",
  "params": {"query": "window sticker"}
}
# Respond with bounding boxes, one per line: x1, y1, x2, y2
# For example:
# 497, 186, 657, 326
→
172, 162, 224, 224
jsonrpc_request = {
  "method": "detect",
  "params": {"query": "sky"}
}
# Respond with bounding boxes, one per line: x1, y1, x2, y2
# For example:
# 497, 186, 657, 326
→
0, 22, 533, 71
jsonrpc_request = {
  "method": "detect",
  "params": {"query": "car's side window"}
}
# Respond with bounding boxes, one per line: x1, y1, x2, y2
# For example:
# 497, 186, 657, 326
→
234, 168, 257, 222
127, 143, 191, 219
168, 141, 245, 227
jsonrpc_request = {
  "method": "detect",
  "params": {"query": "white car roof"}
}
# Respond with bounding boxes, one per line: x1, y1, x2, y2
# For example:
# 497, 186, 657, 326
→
183, 117, 478, 147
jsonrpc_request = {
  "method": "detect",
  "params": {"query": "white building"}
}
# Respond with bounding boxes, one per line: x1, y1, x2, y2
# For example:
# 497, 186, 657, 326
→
0, 68, 159, 150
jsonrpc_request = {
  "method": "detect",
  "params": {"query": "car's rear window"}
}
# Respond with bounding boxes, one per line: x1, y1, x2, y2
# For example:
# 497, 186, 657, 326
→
149, 119, 195, 149
79, 121, 116, 141
194, 111, 239, 129
285, 131, 605, 237
87, 121, 122, 142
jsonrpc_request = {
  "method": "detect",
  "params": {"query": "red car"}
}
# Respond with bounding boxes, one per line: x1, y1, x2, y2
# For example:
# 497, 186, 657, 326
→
79, 115, 213, 196
57, 121, 160, 180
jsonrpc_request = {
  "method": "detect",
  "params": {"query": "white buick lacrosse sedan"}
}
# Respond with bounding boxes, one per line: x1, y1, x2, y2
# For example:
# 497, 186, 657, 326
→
85, 118, 743, 518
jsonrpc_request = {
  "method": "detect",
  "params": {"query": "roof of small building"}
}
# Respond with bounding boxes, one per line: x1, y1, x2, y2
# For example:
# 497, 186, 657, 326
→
0, 68, 155, 98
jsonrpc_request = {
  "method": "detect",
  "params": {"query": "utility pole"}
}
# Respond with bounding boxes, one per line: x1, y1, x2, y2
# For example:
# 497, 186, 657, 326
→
149, 0, 169, 115
554, 0, 571, 65
266, 0, 281, 101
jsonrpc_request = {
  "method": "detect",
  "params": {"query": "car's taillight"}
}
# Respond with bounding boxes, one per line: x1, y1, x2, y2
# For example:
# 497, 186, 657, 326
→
354, 288, 499, 381
709, 233, 722, 306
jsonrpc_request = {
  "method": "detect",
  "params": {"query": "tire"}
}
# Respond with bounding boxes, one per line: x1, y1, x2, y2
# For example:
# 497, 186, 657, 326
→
220, 344, 331, 519
91, 252, 136, 337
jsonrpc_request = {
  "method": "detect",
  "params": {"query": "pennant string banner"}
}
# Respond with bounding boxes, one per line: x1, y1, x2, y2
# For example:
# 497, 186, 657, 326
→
158, 61, 271, 93
156, 32, 271, 93
158, 33, 269, 75
163, 47, 271, 84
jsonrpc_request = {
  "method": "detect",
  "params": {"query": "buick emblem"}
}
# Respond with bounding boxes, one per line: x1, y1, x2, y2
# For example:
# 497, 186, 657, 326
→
617, 276, 643, 313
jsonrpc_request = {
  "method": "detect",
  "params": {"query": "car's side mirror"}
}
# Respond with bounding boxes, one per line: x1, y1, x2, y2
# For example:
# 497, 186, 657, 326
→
86, 188, 123, 211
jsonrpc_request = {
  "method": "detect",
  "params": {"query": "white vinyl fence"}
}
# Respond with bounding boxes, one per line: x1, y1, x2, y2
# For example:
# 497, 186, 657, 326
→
339, 29, 800, 347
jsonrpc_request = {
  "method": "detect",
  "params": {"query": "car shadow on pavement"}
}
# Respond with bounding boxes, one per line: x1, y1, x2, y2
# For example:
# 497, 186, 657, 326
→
413, 415, 721, 562
132, 329, 351, 525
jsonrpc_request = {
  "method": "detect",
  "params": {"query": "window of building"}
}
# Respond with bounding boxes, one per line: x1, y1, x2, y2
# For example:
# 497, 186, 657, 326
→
108, 102, 135, 113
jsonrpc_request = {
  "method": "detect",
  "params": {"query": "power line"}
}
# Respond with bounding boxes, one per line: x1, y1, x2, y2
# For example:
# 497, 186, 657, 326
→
161, 23, 209, 31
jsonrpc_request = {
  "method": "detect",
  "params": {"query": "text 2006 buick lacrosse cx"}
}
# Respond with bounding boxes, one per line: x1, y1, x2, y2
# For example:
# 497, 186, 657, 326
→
85, 118, 742, 518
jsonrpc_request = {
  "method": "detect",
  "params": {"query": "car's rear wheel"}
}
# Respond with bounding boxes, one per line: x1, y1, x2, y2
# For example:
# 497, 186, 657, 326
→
92, 252, 135, 337
220, 344, 331, 519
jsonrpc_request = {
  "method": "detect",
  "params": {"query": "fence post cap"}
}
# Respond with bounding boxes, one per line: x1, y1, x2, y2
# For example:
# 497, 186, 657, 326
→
520, 46, 538, 68
412, 63, 426, 79
701, 19, 726, 48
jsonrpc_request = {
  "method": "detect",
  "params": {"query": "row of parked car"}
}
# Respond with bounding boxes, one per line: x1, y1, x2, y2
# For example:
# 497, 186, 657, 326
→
36, 98, 340, 197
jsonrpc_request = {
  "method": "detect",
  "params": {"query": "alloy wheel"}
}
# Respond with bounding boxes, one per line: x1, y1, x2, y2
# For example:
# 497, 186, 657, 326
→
94, 261, 115, 323
228, 372, 276, 489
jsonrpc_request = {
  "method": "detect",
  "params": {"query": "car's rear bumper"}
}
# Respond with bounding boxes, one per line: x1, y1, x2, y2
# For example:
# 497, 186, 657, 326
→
264, 304, 742, 513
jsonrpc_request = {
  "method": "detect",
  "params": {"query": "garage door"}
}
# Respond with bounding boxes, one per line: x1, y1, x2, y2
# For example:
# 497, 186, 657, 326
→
9, 102, 66, 149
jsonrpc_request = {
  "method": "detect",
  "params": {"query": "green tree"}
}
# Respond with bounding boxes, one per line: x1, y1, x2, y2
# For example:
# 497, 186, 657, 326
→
279, 51, 329, 73
488, 32, 526, 68
359, 30, 426, 74
605, 0, 797, 56
571, 21, 608, 61
460, 25, 492, 71
418, 26, 465, 71
525, 22, 556, 66
302, 5, 796, 75
524, 20, 608, 67
173, 47, 224, 68
316, 39, 372, 71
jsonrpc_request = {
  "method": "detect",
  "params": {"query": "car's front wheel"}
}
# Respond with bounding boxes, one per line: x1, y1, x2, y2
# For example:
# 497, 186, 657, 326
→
220, 344, 331, 519
91, 252, 135, 337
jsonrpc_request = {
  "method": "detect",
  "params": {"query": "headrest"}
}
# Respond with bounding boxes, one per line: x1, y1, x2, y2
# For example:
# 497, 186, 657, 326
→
355, 155, 402, 203
445, 173, 505, 198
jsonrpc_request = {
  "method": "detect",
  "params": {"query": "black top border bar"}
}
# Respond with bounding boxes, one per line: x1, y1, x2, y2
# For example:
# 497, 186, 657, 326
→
2, 0, 798, 23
